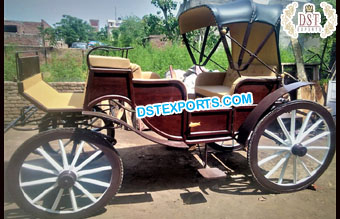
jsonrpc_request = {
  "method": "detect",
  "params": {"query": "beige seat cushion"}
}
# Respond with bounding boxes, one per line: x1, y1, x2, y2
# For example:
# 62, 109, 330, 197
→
195, 65, 278, 97
89, 55, 131, 69
130, 63, 160, 79
195, 85, 231, 97
22, 74, 84, 112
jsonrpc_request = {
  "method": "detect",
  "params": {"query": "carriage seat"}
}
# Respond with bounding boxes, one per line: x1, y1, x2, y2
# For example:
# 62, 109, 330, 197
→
89, 55, 160, 79
20, 73, 84, 112
195, 65, 278, 98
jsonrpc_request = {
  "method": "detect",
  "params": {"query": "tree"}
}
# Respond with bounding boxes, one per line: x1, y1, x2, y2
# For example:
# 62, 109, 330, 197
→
151, 0, 177, 22
142, 14, 164, 36
53, 15, 96, 47
39, 26, 58, 46
151, 0, 179, 40
115, 16, 146, 46
96, 26, 109, 42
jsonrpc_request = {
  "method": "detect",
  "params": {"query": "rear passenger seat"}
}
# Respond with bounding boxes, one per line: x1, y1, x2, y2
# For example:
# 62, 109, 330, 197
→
195, 64, 278, 97
88, 55, 160, 79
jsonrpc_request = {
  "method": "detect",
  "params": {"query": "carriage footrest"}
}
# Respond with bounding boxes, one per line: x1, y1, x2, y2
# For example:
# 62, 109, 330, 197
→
197, 168, 226, 179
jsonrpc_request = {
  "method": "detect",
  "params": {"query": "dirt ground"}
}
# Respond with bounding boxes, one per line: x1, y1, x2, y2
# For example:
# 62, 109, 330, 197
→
4, 128, 336, 219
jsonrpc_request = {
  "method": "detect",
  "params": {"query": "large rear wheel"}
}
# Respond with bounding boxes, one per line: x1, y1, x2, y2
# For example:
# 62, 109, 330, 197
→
248, 100, 335, 193
7, 128, 123, 218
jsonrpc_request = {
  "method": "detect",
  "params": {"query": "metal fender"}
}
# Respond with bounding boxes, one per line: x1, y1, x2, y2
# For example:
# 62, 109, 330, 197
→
236, 81, 314, 146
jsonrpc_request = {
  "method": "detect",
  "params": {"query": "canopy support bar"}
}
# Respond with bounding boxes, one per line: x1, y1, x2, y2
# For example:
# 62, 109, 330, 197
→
222, 26, 278, 76
182, 34, 197, 65
220, 27, 237, 73
202, 37, 222, 66
238, 23, 253, 67
199, 26, 210, 64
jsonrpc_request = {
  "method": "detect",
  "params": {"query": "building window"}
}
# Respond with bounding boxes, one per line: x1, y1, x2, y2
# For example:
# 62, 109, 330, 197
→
4, 25, 18, 33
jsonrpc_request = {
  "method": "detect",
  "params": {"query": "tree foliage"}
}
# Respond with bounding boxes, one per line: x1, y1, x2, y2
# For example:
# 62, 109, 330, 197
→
304, 0, 336, 80
151, 0, 177, 22
42, 15, 96, 47
113, 16, 145, 47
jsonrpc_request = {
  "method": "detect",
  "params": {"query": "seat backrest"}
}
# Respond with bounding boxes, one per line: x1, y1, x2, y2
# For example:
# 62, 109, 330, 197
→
16, 52, 40, 81
88, 55, 131, 69
223, 64, 277, 87
241, 64, 277, 77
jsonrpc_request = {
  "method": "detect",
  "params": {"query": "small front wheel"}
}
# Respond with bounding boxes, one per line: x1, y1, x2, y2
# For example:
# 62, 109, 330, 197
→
7, 128, 123, 218
248, 100, 335, 193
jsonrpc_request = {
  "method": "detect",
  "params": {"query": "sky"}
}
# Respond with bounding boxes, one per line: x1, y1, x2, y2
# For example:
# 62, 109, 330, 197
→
4, 0, 181, 29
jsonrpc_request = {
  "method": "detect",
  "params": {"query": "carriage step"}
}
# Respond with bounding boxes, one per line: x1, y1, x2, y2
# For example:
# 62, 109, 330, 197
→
192, 153, 227, 179
197, 168, 227, 179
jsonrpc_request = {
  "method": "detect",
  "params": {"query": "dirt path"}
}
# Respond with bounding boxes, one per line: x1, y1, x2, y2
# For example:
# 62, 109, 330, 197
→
4, 128, 336, 219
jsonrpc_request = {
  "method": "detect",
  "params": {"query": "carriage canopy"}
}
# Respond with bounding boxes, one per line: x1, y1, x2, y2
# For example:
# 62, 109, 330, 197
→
178, 0, 283, 68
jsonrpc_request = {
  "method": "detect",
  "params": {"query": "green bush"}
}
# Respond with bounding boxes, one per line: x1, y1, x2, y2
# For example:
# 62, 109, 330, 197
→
124, 43, 228, 78
4, 45, 17, 81
280, 47, 296, 63
41, 51, 87, 82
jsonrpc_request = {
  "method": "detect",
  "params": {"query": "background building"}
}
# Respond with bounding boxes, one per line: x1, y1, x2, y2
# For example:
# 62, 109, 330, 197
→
89, 19, 99, 32
107, 18, 122, 38
4, 19, 51, 46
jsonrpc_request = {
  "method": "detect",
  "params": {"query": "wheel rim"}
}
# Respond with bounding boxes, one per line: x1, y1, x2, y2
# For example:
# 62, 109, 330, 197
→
255, 105, 333, 187
19, 137, 114, 214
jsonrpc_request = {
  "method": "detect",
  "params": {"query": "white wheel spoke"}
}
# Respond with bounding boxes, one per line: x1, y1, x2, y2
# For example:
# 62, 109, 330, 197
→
258, 150, 287, 166
32, 183, 58, 204
296, 119, 323, 142
74, 182, 97, 203
305, 153, 323, 165
307, 146, 329, 150
277, 116, 292, 144
70, 141, 85, 168
63, 139, 72, 148
51, 188, 64, 211
265, 153, 290, 179
258, 146, 290, 150
36, 148, 63, 172
296, 111, 312, 142
293, 155, 297, 184
58, 140, 69, 169
290, 110, 296, 141
264, 129, 288, 146
69, 187, 78, 211
297, 156, 312, 177
301, 131, 330, 146
78, 177, 110, 188
75, 150, 102, 172
22, 163, 58, 175
77, 166, 112, 177
21, 177, 58, 187
88, 143, 99, 150
278, 153, 291, 184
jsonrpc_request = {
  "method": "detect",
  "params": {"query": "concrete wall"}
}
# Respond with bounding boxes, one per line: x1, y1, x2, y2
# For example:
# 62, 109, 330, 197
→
4, 81, 85, 126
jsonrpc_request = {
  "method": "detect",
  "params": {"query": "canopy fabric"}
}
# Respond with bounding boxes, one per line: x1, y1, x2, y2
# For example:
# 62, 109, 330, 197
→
178, 0, 283, 34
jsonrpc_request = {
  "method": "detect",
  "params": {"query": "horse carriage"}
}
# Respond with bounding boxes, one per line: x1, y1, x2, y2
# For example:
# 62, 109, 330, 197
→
5, 0, 335, 218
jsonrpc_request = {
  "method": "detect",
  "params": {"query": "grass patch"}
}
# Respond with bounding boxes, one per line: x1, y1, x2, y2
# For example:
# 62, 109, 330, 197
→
4, 44, 299, 82
41, 51, 87, 82
4, 45, 17, 81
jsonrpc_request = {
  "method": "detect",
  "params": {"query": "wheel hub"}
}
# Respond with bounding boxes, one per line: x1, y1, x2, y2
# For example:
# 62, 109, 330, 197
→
291, 143, 307, 157
57, 170, 77, 189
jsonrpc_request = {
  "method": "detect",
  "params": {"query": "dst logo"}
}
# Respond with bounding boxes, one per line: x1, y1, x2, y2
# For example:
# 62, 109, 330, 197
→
297, 4, 322, 33
281, 2, 337, 39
